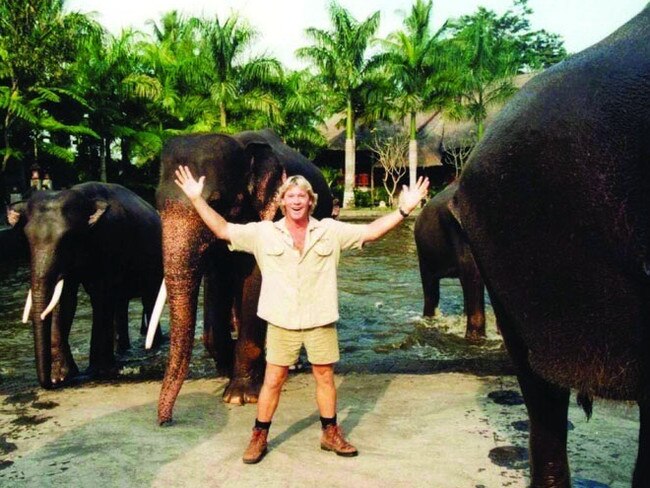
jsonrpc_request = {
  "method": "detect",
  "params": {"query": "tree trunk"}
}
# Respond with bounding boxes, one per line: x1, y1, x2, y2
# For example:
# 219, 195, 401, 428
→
409, 112, 418, 188
409, 139, 418, 188
343, 97, 356, 208
100, 138, 107, 183
343, 138, 356, 208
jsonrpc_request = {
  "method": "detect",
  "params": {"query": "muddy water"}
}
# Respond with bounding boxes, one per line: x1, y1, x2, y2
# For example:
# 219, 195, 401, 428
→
0, 219, 507, 392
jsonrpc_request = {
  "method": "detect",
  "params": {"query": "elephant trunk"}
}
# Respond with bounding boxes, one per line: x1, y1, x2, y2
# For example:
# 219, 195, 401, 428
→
31, 283, 55, 388
29, 250, 62, 389
157, 202, 213, 425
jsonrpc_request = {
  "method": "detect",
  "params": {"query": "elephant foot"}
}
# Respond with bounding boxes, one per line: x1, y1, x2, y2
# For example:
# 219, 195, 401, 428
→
158, 405, 174, 426
85, 363, 119, 380
465, 330, 487, 344
158, 418, 174, 427
51, 357, 79, 386
222, 377, 261, 405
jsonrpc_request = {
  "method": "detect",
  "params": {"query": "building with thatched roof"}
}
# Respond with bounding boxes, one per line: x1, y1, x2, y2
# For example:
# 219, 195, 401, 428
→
314, 73, 536, 191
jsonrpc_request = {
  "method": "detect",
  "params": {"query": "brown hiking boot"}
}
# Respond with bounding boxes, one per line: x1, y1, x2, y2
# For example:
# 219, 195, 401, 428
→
320, 424, 358, 457
242, 427, 268, 464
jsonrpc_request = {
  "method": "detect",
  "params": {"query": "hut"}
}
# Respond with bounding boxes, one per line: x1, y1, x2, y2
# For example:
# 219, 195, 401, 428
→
315, 73, 536, 193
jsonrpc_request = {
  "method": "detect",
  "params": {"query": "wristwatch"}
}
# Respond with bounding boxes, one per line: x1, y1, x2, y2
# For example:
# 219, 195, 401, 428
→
399, 207, 410, 218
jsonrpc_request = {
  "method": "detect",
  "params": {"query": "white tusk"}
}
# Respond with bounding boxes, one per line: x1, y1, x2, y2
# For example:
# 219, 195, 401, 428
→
145, 280, 167, 349
40, 279, 64, 320
22, 289, 32, 324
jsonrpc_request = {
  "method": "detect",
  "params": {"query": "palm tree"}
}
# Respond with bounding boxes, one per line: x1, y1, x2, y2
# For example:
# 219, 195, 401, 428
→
274, 70, 327, 159
376, 0, 458, 186
448, 8, 519, 141
73, 28, 162, 181
0, 0, 100, 187
297, 2, 380, 208
198, 14, 283, 132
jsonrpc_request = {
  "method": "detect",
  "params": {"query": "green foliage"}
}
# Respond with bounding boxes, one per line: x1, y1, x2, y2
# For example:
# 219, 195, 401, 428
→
319, 166, 343, 190
0, 0, 568, 198
374, 0, 458, 138
373, 186, 390, 205
353, 188, 373, 208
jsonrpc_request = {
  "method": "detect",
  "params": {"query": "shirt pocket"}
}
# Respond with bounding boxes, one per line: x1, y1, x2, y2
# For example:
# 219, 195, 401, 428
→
263, 244, 285, 256
314, 240, 333, 256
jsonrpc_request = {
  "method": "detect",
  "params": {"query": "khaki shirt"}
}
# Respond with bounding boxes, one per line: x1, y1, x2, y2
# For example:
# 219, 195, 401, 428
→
228, 217, 366, 329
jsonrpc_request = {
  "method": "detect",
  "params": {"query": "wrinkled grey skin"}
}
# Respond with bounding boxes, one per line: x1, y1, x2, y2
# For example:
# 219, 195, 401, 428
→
155, 128, 333, 425
9, 182, 163, 388
453, 7, 650, 487
414, 182, 485, 342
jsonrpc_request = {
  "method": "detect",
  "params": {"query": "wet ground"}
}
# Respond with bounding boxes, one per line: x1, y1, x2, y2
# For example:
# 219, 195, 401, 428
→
0, 217, 641, 486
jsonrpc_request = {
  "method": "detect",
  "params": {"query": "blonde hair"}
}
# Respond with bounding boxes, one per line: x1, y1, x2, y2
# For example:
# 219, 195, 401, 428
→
278, 175, 318, 215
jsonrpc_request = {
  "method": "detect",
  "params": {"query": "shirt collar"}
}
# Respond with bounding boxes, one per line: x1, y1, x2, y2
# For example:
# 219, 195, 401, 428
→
274, 216, 321, 235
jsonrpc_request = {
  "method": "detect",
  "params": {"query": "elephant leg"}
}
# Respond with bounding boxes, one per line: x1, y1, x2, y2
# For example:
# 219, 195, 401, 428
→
419, 261, 440, 317
223, 254, 266, 405
203, 247, 236, 376
158, 202, 211, 425
114, 296, 130, 353
492, 296, 570, 488
88, 285, 117, 376
51, 282, 80, 385
457, 250, 486, 342
634, 401, 650, 486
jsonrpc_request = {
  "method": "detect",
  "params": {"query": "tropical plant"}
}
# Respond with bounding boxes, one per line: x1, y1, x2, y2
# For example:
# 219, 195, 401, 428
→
0, 0, 101, 190
273, 70, 327, 158
445, 0, 566, 140
374, 0, 459, 187
197, 14, 283, 132
446, 8, 519, 141
72, 28, 163, 181
297, 2, 380, 208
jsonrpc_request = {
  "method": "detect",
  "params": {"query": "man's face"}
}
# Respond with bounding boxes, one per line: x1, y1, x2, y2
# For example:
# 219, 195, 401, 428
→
282, 185, 311, 221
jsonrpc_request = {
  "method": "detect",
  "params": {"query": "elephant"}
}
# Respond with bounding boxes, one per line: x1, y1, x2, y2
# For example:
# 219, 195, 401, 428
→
153, 128, 333, 425
7, 182, 164, 389
452, 6, 650, 487
414, 182, 486, 342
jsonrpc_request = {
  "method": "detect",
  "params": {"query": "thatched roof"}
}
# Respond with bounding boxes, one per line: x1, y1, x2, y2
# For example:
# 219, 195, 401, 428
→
321, 73, 536, 167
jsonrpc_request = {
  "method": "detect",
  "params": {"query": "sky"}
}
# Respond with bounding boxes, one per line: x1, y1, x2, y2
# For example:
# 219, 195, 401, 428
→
64, 0, 647, 69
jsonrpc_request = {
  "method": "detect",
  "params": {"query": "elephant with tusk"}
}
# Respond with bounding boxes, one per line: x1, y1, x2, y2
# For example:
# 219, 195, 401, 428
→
153, 128, 333, 425
8, 182, 164, 388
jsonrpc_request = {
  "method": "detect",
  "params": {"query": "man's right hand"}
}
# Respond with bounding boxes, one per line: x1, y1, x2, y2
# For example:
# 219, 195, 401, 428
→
174, 165, 205, 202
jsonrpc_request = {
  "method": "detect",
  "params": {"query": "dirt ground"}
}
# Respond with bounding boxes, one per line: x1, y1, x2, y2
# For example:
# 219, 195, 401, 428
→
0, 372, 640, 487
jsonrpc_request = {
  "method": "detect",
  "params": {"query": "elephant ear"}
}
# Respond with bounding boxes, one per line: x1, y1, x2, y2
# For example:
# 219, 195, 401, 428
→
88, 200, 109, 226
244, 142, 285, 221
6, 201, 26, 228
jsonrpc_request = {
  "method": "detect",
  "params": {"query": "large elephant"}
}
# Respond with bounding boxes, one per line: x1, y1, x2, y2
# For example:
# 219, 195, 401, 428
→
154, 128, 332, 425
7, 182, 163, 389
452, 7, 650, 487
414, 182, 485, 342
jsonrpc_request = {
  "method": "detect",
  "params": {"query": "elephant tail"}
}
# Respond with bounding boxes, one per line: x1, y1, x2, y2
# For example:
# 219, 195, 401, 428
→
577, 391, 593, 420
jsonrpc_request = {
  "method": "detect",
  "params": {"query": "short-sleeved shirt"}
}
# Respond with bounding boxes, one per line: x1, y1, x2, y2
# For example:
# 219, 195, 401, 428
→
228, 217, 366, 330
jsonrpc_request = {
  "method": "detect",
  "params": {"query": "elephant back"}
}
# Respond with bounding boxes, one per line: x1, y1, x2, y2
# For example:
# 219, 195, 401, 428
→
157, 133, 250, 211
455, 6, 650, 400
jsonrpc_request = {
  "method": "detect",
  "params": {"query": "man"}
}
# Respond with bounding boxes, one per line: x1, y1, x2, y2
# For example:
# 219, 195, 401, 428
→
174, 166, 429, 464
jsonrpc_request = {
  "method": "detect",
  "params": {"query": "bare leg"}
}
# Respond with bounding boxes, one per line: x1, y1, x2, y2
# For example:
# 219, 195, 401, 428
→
311, 363, 336, 417
256, 363, 289, 422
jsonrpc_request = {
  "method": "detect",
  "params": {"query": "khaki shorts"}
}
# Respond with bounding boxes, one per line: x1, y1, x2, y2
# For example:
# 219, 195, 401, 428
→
266, 323, 339, 366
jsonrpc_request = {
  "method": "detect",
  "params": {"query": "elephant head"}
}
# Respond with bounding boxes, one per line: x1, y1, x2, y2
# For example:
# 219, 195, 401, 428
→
154, 132, 292, 423
9, 190, 108, 388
